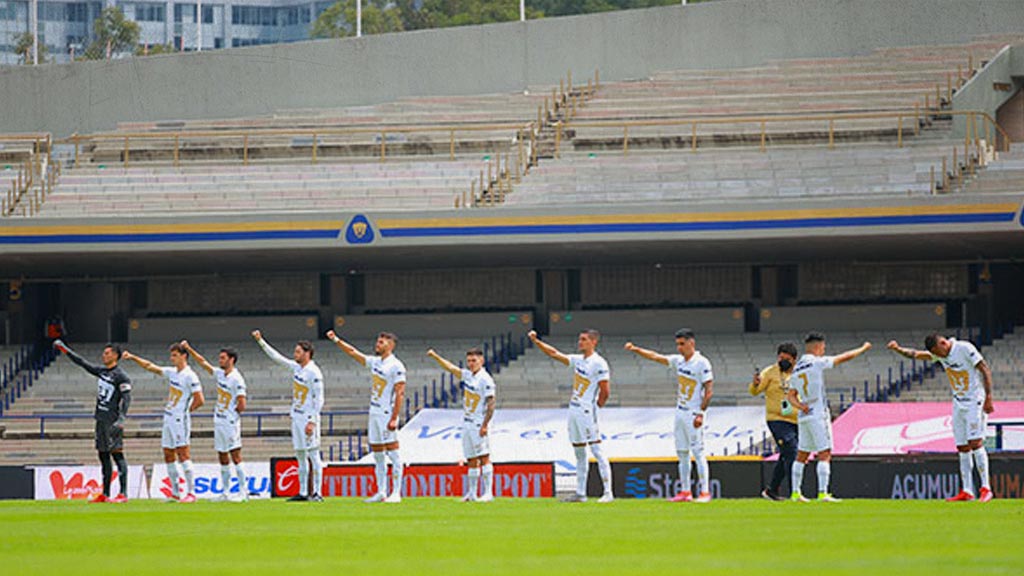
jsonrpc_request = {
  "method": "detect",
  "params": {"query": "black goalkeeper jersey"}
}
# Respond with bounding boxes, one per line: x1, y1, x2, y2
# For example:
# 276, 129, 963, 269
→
65, 348, 132, 423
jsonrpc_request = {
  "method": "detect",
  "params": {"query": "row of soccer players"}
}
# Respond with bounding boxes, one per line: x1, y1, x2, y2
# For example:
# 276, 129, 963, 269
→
56, 324, 995, 504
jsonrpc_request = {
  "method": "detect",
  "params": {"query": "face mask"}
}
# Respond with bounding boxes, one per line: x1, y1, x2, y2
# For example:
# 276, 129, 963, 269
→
778, 359, 793, 372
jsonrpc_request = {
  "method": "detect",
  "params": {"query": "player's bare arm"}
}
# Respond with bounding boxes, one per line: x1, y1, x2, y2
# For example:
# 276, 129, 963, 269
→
121, 350, 165, 375
978, 359, 995, 414
388, 382, 406, 431
832, 342, 872, 366
236, 395, 247, 413
528, 330, 570, 366
623, 342, 670, 365
427, 349, 462, 376
326, 330, 367, 366
787, 387, 809, 414
695, 380, 713, 428
886, 340, 932, 361
596, 379, 610, 408
190, 389, 205, 412
181, 340, 214, 375
480, 395, 495, 437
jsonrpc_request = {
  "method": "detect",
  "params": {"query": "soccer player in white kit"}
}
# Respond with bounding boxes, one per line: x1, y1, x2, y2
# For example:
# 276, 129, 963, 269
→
180, 341, 251, 502
887, 334, 995, 502
252, 330, 325, 502
428, 347, 497, 502
625, 328, 715, 503
327, 330, 407, 503
528, 329, 613, 503
786, 332, 871, 502
122, 343, 205, 503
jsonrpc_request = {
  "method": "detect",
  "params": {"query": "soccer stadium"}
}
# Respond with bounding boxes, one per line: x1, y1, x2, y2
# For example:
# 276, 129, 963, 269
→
0, 0, 1022, 573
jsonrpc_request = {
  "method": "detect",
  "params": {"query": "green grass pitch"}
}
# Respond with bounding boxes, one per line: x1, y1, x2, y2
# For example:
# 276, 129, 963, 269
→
1, 498, 1021, 575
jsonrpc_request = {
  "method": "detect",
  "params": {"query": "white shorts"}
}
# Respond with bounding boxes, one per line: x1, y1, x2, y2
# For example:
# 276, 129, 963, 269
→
674, 409, 704, 452
161, 415, 191, 449
291, 416, 321, 451
568, 407, 600, 445
461, 421, 491, 459
798, 414, 833, 453
952, 399, 986, 445
368, 413, 397, 445
214, 417, 242, 453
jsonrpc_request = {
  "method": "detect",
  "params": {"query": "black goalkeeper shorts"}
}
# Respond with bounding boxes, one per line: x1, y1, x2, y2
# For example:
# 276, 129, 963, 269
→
95, 420, 124, 452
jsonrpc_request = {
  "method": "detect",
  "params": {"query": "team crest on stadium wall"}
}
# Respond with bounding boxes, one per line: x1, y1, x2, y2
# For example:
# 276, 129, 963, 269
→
345, 215, 376, 244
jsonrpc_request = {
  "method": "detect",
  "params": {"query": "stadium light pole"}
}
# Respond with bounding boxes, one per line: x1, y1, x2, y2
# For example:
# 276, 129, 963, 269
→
520, 0, 525, 22
356, 0, 361, 37
30, 0, 38, 64
196, 0, 203, 51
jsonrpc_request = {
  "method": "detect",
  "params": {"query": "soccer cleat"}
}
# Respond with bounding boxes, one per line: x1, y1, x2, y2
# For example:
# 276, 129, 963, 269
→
213, 494, 230, 502
817, 493, 842, 503
790, 492, 810, 502
946, 490, 975, 502
978, 487, 993, 503
180, 494, 197, 504
384, 493, 402, 504
287, 495, 309, 502
88, 494, 108, 504
669, 491, 693, 502
562, 493, 588, 503
166, 493, 180, 502
598, 492, 614, 503
695, 492, 712, 503
109, 494, 128, 504
476, 493, 494, 503
364, 493, 386, 503
461, 493, 477, 502
309, 494, 324, 503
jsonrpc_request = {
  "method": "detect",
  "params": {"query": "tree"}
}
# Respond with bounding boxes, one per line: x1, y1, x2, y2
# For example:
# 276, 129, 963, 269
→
82, 7, 140, 60
397, 0, 543, 30
13, 32, 47, 65
135, 43, 176, 57
312, 0, 404, 39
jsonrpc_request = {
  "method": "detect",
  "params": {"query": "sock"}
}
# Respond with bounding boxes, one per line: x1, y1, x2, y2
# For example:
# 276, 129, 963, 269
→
220, 465, 232, 495
959, 451, 975, 495
677, 450, 691, 493
112, 452, 128, 496
387, 450, 403, 496
166, 461, 181, 498
309, 450, 324, 496
590, 443, 612, 495
373, 451, 387, 496
467, 467, 481, 499
792, 461, 805, 497
817, 460, 831, 495
182, 460, 195, 495
234, 462, 248, 494
296, 450, 309, 497
972, 447, 990, 490
574, 445, 588, 496
481, 463, 494, 497
98, 451, 113, 497
693, 447, 709, 494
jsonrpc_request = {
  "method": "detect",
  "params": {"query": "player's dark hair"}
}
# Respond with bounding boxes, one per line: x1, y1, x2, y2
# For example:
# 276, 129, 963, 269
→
777, 342, 799, 358
297, 340, 314, 358
580, 329, 600, 341
169, 343, 189, 357
104, 344, 122, 359
220, 347, 239, 364
804, 332, 826, 344
675, 328, 696, 340
378, 332, 398, 346
466, 347, 484, 357
924, 333, 942, 351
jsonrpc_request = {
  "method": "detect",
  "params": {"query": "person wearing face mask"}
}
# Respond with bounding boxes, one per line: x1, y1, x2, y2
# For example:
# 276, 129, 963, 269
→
749, 342, 799, 501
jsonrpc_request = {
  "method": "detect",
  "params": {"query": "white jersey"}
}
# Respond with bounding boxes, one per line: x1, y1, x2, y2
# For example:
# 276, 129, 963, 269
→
931, 339, 986, 402
461, 368, 496, 425
213, 368, 247, 420
257, 339, 323, 420
791, 354, 835, 418
667, 352, 714, 412
368, 355, 406, 416
567, 353, 610, 410
161, 366, 202, 419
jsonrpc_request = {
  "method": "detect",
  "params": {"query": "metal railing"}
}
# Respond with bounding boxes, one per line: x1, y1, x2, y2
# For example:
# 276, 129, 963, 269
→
1, 133, 54, 217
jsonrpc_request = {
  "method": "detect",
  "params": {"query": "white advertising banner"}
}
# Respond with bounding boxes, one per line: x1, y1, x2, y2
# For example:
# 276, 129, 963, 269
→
34, 465, 148, 500
149, 462, 271, 500
364, 407, 769, 472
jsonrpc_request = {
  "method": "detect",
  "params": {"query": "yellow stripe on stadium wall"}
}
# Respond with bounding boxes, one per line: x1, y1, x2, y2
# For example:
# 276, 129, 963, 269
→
0, 220, 342, 237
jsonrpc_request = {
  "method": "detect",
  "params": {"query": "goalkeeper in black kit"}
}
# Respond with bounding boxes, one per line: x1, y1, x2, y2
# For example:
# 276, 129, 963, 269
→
54, 340, 133, 503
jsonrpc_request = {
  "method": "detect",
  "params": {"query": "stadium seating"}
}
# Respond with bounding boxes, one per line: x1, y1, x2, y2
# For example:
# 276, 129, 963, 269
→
963, 143, 1024, 194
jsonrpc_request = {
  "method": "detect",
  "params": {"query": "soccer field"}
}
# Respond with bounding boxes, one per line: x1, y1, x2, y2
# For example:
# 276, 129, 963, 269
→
0, 499, 1020, 575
